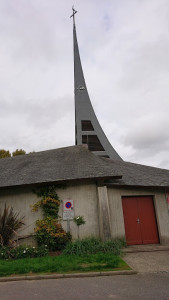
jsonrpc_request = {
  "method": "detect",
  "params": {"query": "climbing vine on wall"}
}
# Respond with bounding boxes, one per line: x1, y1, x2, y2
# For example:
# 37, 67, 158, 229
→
32, 186, 71, 251
32, 186, 60, 218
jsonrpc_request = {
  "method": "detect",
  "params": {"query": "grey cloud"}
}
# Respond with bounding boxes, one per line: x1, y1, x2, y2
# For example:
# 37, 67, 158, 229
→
123, 113, 169, 151
0, 94, 74, 128
120, 39, 169, 92
0, 0, 169, 169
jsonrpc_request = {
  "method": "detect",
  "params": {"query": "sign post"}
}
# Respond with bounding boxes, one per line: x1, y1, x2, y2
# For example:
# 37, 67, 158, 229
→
63, 200, 74, 232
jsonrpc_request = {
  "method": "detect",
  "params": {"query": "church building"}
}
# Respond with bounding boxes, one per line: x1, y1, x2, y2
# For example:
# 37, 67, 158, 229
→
0, 9, 169, 246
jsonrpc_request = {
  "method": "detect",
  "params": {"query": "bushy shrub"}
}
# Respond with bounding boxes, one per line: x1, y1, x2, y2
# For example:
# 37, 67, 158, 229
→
63, 237, 126, 256
35, 217, 71, 251
32, 186, 72, 251
12, 149, 26, 156
0, 245, 48, 260
0, 204, 24, 246
0, 150, 11, 159
53, 232, 72, 251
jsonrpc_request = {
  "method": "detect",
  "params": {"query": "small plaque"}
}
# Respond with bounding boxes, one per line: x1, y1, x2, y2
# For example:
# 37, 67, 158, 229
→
63, 211, 74, 220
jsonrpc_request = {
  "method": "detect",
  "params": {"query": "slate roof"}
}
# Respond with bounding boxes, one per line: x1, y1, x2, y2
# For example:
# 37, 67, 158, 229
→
0, 145, 169, 189
0, 145, 121, 189
102, 158, 169, 188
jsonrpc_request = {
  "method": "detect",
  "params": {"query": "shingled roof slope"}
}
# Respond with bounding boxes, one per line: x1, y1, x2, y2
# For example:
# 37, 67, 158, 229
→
1, 145, 169, 189
102, 158, 169, 188
0, 145, 121, 188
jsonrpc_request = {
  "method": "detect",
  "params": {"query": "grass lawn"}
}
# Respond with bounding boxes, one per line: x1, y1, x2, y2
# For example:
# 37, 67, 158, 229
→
0, 253, 131, 277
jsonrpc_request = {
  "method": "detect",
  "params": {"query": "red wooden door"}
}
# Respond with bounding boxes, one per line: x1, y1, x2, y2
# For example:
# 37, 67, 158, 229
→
122, 196, 159, 245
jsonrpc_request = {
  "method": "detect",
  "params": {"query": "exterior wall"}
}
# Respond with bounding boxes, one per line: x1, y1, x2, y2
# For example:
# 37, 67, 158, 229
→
0, 187, 42, 240
0, 183, 169, 245
154, 192, 169, 245
58, 183, 99, 239
0, 182, 100, 243
107, 187, 169, 245
97, 186, 111, 241
107, 187, 126, 240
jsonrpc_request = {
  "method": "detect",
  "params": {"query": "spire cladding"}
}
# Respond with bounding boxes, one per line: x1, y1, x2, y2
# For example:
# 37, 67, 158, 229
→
72, 8, 122, 161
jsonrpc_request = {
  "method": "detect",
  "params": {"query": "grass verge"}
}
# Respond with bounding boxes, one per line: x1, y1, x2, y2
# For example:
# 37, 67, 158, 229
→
0, 253, 130, 277
63, 237, 126, 256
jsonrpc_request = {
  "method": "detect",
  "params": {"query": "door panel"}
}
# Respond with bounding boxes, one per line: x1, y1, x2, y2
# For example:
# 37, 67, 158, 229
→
122, 196, 159, 245
122, 197, 142, 245
138, 197, 159, 244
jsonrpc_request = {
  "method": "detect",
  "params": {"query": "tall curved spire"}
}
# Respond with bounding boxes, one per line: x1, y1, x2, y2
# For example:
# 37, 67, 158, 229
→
71, 8, 122, 161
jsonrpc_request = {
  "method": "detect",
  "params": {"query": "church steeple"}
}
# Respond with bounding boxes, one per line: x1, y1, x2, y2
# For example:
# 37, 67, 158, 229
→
71, 8, 122, 161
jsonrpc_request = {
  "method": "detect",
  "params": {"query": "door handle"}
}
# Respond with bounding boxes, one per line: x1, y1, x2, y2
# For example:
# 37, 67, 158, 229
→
136, 219, 140, 224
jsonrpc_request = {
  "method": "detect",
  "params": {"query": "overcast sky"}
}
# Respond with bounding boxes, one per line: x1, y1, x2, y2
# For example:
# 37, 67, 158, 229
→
0, 0, 169, 169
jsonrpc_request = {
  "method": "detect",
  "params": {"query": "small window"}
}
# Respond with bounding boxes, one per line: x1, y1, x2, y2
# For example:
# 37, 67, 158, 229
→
82, 135, 105, 151
82, 135, 87, 144
81, 120, 94, 131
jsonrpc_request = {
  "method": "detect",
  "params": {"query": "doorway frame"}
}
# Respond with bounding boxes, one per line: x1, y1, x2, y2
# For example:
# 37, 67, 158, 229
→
122, 195, 159, 245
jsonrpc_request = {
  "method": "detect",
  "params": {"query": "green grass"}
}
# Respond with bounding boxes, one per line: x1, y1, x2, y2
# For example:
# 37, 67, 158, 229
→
63, 237, 126, 256
0, 253, 130, 277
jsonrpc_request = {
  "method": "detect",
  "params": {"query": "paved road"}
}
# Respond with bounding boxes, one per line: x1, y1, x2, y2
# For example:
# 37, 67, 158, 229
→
0, 273, 169, 300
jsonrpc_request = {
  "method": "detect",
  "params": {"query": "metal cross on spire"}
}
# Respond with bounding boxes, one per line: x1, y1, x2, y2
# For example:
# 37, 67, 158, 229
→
70, 6, 77, 26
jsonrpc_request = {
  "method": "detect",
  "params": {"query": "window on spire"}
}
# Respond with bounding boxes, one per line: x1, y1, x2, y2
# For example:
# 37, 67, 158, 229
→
81, 120, 94, 131
82, 135, 105, 151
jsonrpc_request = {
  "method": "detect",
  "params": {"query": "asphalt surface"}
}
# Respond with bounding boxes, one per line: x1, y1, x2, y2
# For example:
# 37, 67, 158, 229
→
1, 248, 169, 299
0, 272, 169, 300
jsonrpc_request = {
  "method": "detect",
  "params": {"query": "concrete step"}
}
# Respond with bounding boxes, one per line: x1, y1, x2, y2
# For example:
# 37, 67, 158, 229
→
122, 244, 169, 253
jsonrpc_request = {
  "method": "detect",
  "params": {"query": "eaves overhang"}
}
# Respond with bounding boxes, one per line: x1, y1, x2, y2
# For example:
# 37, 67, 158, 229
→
0, 175, 123, 191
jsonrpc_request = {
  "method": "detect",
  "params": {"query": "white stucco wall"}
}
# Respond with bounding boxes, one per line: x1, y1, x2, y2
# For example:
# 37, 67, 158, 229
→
0, 184, 169, 245
154, 191, 169, 245
58, 183, 100, 239
0, 182, 100, 242
0, 187, 42, 239
107, 187, 126, 240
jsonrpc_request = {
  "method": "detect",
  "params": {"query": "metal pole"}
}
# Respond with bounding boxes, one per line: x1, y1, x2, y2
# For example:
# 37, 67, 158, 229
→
67, 219, 70, 233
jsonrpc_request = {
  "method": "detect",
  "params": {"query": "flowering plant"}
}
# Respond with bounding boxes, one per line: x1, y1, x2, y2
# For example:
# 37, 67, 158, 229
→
32, 186, 71, 251
31, 186, 61, 218
0, 245, 48, 260
73, 216, 86, 226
